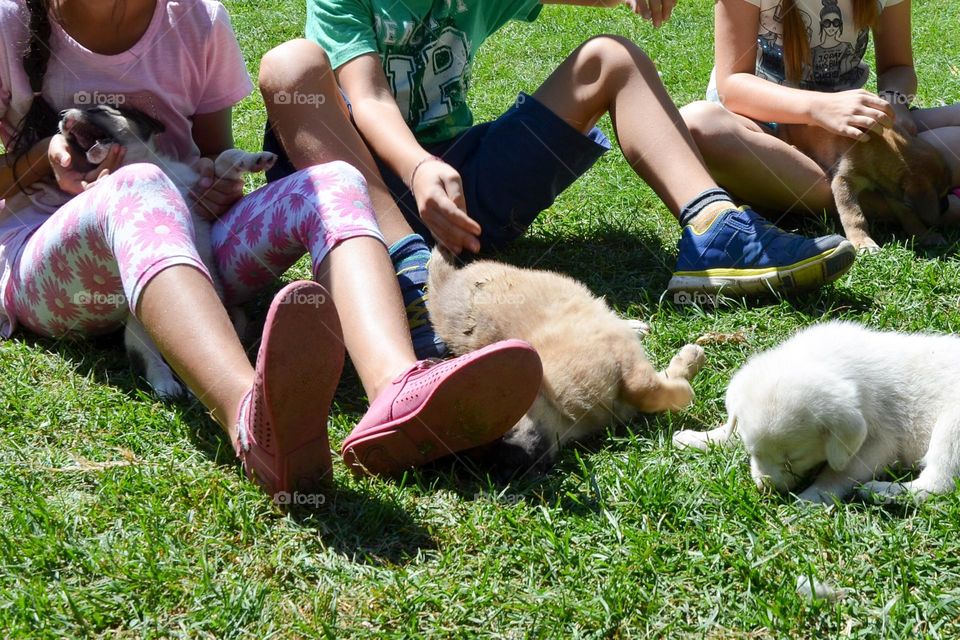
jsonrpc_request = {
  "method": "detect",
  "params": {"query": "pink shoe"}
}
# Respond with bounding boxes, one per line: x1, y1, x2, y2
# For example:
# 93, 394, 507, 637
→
341, 339, 543, 476
235, 280, 344, 499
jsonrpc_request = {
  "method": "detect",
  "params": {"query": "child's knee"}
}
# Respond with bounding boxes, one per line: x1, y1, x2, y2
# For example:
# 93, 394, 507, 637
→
680, 101, 729, 142
311, 160, 366, 188
259, 39, 334, 94
299, 161, 378, 226
577, 35, 656, 83
113, 162, 172, 186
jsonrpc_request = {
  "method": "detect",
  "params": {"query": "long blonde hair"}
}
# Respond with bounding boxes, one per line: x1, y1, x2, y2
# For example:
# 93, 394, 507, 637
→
780, 0, 879, 83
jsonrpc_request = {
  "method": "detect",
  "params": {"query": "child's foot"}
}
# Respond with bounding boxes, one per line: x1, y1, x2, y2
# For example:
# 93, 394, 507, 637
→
668, 207, 855, 296
235, 280, 344, 500
341, 339, 543, 476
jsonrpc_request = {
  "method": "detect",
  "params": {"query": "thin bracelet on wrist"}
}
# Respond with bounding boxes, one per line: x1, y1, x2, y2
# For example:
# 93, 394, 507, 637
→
409, 154, 441, 189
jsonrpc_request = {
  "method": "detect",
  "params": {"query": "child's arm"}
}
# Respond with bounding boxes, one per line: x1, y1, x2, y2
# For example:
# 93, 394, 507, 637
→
0, 138, 53, 199
715, 0, 893, 140
873, 0, 918, 133
337, 53, 482, 254
1, 135, 125, 198
189, 107, 244, 219
541, 0, 675, 28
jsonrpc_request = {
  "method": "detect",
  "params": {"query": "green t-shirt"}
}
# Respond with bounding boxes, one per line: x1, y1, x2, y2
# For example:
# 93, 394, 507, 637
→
306, 0, 542, 144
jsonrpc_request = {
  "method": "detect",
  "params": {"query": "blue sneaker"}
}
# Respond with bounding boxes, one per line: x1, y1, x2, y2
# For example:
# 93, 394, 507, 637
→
668, 207, 855, 297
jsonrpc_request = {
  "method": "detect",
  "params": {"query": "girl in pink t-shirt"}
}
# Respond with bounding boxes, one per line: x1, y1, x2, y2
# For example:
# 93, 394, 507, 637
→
0, 0, 542, 498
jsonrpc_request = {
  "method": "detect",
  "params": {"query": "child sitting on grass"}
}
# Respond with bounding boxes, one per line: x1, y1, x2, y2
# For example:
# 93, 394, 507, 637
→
258, 0, 855, 319
0, 0, 543, 499
681, 0, 960, 221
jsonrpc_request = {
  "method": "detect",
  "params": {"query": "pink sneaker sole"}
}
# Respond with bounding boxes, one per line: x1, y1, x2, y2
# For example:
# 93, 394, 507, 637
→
240, 281, 344, 498
341, 339, 542, 476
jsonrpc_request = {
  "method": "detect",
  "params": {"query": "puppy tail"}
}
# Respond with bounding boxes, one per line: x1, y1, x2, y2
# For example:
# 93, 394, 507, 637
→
427, 246, 458, 294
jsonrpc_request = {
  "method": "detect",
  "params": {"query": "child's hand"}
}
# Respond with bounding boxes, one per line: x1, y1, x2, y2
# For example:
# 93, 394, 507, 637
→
48, 134, 126, 195
891, 103, 918, 135
190, 157, 244, 220
623, 0, 676, 28
810, 90, 894, 141
412, 160, 482, 254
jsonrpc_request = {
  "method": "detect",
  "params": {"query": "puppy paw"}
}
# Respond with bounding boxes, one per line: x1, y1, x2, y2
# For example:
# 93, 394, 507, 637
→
856, 479, 929, 504
853, 239, 881, 254
672, 429, 710, 450
796, 486, 842, 504
624, 319, 651, 338
245, 151, 278, 174
669, 344, 706, 380
148, 373, 185, 401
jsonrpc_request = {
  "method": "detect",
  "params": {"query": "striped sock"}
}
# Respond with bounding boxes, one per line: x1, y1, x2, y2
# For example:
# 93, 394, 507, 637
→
388, 234, 448, 359
679, 188, 737, 233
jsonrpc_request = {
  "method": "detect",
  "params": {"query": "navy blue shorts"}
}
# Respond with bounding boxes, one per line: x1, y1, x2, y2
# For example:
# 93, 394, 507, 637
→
264, 92, 610, 250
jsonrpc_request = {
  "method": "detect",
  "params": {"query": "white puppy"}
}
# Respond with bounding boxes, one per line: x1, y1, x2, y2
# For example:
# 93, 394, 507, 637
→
673, 321, 960, 503
59, 105, 276, 398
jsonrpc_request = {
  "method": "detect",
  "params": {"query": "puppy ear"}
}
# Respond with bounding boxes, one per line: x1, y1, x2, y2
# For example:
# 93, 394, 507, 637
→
822, 409, 867, 471
118, 105, 166, 138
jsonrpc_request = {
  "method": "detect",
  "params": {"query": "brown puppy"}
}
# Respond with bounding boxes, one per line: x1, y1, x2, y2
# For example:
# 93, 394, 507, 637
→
782, 123, 952, 251
427, 248, 705, 479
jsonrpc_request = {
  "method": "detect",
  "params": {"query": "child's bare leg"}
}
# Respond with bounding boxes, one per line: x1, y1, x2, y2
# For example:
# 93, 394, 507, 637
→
531, 35, 715, 216
259, 41, 446, 359
136, 266, 254, 439
313, 237, 418, 400
258, 39, 414, 246
681, 102, 834, 214
530, 35, 854, 296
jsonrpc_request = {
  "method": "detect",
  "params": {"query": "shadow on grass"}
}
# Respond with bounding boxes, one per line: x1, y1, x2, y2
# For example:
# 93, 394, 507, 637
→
404, 410, 694, 518
482, 224, 677, 310
469, 221, 894, 318
285, 486, 438, 565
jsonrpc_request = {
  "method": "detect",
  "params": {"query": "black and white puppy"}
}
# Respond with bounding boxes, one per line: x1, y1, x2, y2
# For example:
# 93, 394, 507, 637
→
59, 105, 277, 398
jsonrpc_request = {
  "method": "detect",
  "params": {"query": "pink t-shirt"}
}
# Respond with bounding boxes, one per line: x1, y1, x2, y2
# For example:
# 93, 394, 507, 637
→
0, 0, 253, 336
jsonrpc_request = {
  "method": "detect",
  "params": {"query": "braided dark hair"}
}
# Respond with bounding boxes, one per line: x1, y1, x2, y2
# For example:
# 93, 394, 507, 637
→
7, 0, 59, 157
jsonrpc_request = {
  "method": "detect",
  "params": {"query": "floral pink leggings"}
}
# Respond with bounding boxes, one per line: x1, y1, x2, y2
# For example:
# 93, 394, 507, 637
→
9, 161, 383, 337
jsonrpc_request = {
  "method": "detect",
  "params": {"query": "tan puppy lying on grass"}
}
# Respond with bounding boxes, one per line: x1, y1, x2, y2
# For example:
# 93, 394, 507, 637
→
674, 321, 960, 504
427, 248, 705, 479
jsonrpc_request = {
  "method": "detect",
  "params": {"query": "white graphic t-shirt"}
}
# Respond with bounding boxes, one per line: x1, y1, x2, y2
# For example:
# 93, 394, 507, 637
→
746, 0, 903, 91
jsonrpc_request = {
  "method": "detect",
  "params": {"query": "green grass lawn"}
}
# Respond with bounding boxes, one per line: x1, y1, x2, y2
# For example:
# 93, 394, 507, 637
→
4, 0, 960, 637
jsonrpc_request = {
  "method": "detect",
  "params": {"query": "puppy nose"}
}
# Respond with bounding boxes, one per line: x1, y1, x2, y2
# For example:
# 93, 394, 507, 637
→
59, 110, 79, 131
